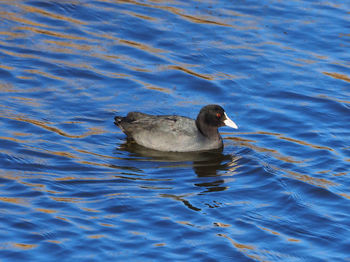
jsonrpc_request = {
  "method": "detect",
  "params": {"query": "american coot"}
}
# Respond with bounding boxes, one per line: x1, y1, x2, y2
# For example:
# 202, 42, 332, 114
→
114, 104, 238, 152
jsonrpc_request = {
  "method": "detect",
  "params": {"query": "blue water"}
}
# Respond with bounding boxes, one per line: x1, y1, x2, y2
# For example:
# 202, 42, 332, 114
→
1, 0, 350, 261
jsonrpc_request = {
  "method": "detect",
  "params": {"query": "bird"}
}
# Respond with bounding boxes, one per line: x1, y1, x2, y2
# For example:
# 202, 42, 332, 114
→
114, 104, 238, 152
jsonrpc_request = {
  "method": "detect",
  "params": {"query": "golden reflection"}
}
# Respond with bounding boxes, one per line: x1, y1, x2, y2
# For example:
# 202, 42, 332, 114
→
0, 48, 37, 59
77, 160, 119, 169
81, 207, 100, 213
9, 96, 42, 107
0, 64, 14, 70
217, 233, 274, 261
339, 193, 350, 200
36, 208, 57, 214
0, 11, 47, 27
50, 197, 81, 203
14, 26, 87, 40
317, 94, 350, 105
214, 72, 246, 80
0, 31, 27, 39
0, 114, 105, 139
12, 243, 37, 250
0, 83, 15, 93
46, 240, 62, 244
217, 233, 254, 250
154, 243, 166, 247
278, 135, 334, 152
55, 216, 71, 223
19, 4, 87, 25
176, 221, 193, 226
323, 72, 350, 83
332, 172, 347, 176
287, 238, 300, 242
24, 69, 64, 81
0, 197, 28, 206
55, 176, 108, 181
20, 179, 61, 194
89, 31, 166, 54
283, 169, 337, 188
132, 78, 172, 94
129, 231, 145, 235
44, 39, 93, 51
295, 58, 317, 65
21, 181, 44, 188
223, 9, 250, 17
122, 10, 158, 21
0, 171, 62, 194
0, 136, 29, 144
17, 76, 34, 80
100, 223, 114, 227
228, 132, 338, 189
119, 39, 166, 54
233, 131, 335, 153
213, 222, 231, 228
30, 146, 78, 159
55, 176, 77, 181
227, 136, 304, 164
258, 226, 280, 236
12, 132, 31, 137
176, 12, 231, 27
118, 0, 231, 27
166, 65, 213, 80
74, 148, 122, 160
88, 235, 105, 239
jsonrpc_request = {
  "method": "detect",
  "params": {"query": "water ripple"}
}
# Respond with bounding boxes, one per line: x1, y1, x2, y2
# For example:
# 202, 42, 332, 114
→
0, 0, 350, 261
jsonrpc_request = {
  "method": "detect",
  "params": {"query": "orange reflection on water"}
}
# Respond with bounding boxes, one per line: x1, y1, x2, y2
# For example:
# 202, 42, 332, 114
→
122, 10, 159, 21
227, 135, 304, 164
14, 26, 87, 40
12, 243, 37, 250
50, 197, 82, 203
19, 4, 87, 25
166, 65, 213, 80
0, 11, 47, 27
323, 72, 350, 83
35, 208, 57, 214
217, 233, 255, 249
44, 39, 93, 51
0, 64, 14, 70
88, 234, 105, 239
0, 31, 27, 39
339, 193, 350, 200
258, 226, 280, 236
1, 114, 105, 139
9, 96, 42, 107
283, 169, 337, 189
228, 131, 339, 189
213, 222, 231, 228
0, 48, 37, 59
0, 197, 28, 206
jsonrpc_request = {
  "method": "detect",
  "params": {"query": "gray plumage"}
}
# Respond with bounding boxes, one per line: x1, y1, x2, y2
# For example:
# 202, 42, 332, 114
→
114, 105, 238, 152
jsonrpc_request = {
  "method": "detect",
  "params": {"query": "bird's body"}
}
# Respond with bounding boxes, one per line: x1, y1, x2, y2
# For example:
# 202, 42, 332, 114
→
114, 105, 237, 152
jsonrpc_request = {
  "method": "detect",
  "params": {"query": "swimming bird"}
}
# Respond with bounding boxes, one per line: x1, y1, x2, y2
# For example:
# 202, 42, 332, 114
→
114, 104, 238, 152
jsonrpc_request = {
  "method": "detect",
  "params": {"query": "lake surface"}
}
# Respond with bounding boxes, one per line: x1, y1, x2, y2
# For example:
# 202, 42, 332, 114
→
1, 0, 350, 261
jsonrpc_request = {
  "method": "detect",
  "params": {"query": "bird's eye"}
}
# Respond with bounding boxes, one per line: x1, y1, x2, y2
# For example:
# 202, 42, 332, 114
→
216, 113, 221, 118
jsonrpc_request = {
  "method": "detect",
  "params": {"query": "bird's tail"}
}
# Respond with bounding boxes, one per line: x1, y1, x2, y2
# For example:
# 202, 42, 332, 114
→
114, 116, 123, 126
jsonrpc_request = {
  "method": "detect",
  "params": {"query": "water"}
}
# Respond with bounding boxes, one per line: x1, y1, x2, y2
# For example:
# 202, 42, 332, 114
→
0, 0, 350, 261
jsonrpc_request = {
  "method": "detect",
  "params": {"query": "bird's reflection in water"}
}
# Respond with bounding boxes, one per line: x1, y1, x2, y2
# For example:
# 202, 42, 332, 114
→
118, 141, 241, 193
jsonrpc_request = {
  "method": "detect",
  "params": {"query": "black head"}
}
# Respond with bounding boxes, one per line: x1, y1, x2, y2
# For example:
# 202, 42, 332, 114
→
196, 104, 238, 138
198, 105, 226, 127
